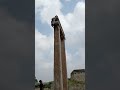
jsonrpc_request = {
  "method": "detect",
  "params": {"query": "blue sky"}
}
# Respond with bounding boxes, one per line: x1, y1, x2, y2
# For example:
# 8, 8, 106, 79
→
35, 0, 85, 82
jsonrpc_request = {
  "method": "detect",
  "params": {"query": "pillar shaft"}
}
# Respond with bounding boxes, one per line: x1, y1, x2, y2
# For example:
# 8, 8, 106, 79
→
51, 15, 67, 90
61, 40, 68, 90
54, 25, 63, 90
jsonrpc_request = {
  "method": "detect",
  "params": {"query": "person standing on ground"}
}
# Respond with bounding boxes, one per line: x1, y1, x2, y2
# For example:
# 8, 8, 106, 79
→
39, 80, 44, 90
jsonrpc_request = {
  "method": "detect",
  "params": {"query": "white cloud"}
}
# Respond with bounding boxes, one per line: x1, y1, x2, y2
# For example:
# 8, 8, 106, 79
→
35, 29, 54, 81
65, 0, 75, 2
35, 0, 62, 24
65, 0, 71, 1
35, 0, 85, 82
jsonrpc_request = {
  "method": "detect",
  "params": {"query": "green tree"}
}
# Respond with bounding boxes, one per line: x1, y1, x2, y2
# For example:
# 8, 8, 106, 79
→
35, 77, 39, 88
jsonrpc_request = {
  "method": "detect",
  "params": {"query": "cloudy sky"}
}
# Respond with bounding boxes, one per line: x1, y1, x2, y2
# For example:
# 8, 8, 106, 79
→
35, 0, 85, 82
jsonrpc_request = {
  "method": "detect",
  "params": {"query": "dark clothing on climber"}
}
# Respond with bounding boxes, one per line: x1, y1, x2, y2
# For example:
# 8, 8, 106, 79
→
39, 80, 44, 90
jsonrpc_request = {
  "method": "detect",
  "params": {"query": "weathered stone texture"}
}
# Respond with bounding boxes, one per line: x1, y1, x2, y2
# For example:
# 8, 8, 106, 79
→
54, 25, 63, 90
51, 15, 68, 90
61, 40, 68, 90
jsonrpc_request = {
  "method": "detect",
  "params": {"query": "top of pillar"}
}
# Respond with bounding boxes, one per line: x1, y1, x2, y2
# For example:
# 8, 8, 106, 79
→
51, 15, 65, 40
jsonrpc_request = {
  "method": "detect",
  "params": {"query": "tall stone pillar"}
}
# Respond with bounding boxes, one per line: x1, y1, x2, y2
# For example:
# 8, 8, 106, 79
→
51, 15, 67, 90
52, 16, 63, 90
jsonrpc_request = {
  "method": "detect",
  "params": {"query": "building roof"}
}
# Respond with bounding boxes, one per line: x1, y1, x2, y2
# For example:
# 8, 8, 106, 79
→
71, 69, 85, 74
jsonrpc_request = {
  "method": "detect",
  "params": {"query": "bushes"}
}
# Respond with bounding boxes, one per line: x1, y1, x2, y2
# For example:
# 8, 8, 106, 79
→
44, 82, 52, 89
35, 77, 39, 88
68, 79, 85, 90
35, 82, 40, 88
